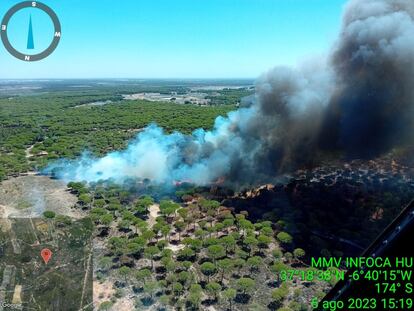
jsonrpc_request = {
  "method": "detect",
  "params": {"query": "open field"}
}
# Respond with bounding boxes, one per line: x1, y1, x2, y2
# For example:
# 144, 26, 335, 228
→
0, 175, 80, 218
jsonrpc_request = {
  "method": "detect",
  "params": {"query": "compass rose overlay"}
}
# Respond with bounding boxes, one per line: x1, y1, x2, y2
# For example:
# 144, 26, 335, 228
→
1, 1, 61, 62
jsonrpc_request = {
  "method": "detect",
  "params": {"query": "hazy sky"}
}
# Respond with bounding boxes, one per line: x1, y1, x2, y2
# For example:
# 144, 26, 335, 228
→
0, 0, 347, 79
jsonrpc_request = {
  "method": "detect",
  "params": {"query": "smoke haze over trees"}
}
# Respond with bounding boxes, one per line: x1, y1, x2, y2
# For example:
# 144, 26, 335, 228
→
48, 0, 414, 187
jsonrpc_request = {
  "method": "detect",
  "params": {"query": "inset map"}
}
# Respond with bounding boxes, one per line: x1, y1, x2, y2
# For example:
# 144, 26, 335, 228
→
0, 218, 93, 311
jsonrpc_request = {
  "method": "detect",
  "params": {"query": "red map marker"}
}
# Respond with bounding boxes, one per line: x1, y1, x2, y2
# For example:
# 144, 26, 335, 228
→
41, 248, 52, 264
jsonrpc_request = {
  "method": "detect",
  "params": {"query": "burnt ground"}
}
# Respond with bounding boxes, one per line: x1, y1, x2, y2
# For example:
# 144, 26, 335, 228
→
218, 157, 414, 258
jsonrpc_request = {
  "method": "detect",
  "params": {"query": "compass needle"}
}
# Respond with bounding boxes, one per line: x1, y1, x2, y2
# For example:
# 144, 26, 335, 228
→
27, 14, 34, 50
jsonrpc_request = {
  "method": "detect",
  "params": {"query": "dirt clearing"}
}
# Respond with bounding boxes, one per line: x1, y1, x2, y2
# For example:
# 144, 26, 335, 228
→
0, 175, 81, 218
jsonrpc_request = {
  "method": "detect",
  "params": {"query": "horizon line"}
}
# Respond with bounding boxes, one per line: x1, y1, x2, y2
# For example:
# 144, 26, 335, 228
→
0, 77, 256, 81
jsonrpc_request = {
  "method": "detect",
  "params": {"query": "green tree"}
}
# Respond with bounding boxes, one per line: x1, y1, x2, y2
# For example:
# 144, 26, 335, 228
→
122, 211, 135, 221
143, 280, 159, 300
100, 214, 113, 226
67, 182, 85, 194
78, 193, 92, 206
127, 242, 143, 255
177, 271, 191, 286
98, 256, 112, 273
159, 295, 170, 309
177, 247, 195, 261
139, 195, 154, 206
91, 207, 106, 216
161, 225, 171, 241
220, 235, 236, 254
134, 219, 149, 234
180, 261, 192, 270
43, 210, 56, 219
213, 222, 224, 236
272, 249, 283, 260
260, 226, 274, 237
183, 238, 203, 253
172, 282, 184, 296
174, 221, 186, 241
236, 277, 255, 295
293, 248, 306, 260
272, 284, 289, 306
118, 266, 131, 283
217, 258, 233, 282
223, 218, 235, 228
144, 246, 159, 269
107, 202, 121, 211
200, 262, 216, 282
142, 229, 155, 243
271, 262, 289, 282
134, 195, 153, 215
247, 256, 262, 272
239, 219, 254, 236
195, 229, 207, 239
205, 282, 222, 300
108, 236, 127, 256
271, 262, 288, 274
243, 236, 258, 256
177, 208, 188, 221
157, 239, 167, 250
285, 252, 293, 263
187, 289, 202, 309
161, 258, 175, 277
93, 199, 106, 208
257, 234, 272, 250
118, 219, 131, 231
222, 288, 237, 310
98, 301, 113, 311
207, 244, 225, 264
233, 258, 246, 275
160, 200, 179, 218
136, 268, 152, 286
277, 232, 293, 245
161, 248, 174, 259
199, 199, 220, 213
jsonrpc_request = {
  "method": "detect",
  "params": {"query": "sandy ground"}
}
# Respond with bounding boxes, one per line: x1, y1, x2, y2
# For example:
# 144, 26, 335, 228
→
0, 175, 81, 218
0, 217, 12, 232
93, 280, 137, 311
25, 144, 35, 158
111, 296, 135, 311
147, 204, 160, 228
93, 280, 115, 309
146, 204, 185, 253
165, 243, 185, 252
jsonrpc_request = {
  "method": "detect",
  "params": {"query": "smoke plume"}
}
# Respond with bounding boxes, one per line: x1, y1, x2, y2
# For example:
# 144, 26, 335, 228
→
47, 0, 414, 187
322, 0, 414, 156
